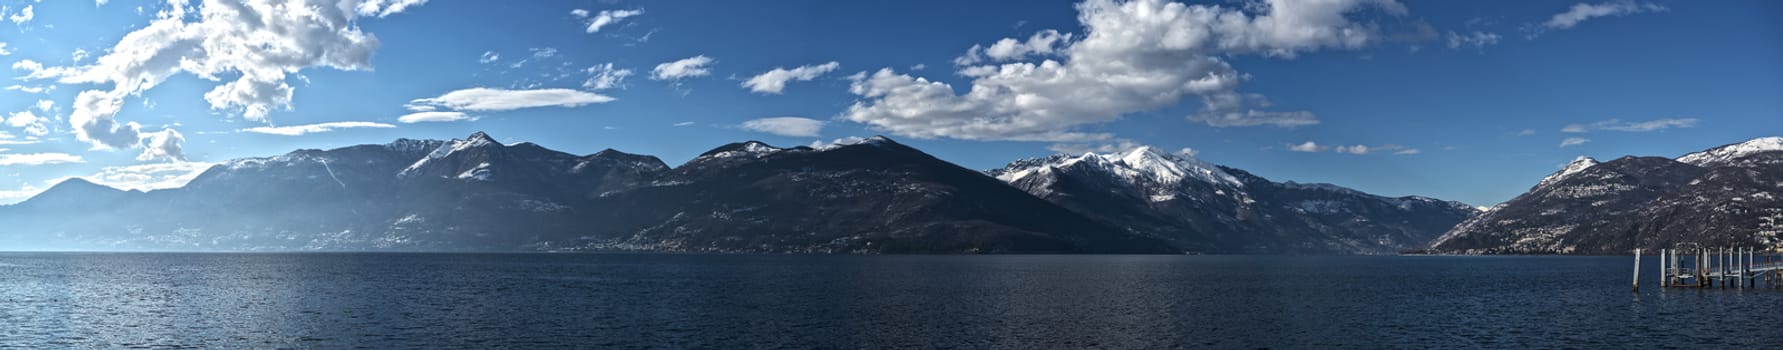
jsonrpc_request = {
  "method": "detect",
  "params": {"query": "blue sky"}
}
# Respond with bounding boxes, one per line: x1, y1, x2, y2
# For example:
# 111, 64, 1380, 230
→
0, 0, 1778, 206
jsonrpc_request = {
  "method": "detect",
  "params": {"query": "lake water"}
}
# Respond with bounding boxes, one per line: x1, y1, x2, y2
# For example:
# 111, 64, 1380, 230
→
2, 253, 1778, 348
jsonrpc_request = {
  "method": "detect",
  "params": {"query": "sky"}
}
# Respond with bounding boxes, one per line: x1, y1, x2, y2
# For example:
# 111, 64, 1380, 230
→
0, 0, 1778, 207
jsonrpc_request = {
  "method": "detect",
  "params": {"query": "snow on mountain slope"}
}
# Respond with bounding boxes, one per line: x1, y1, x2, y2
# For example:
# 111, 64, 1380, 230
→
1535, 156, 1599, 189
1677, 136, 1783, 167
991, 146, 1241, 189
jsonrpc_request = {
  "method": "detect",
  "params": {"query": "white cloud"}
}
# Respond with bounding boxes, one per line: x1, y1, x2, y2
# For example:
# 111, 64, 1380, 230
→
570, 9, 589, 18
355, 0, 431, 18
742, 61, 840, 94
88, 161, 215, 192
1518, 129, 1536, 136
0, 161, 216, 205
22, 0, 427, 160
909, 64, 926, 71
397, 111, 474, 123
1446, 31, 1500, 50
0, 152, 83, 166
740, 117, 825, 137
0, 183, 43, 205
6, 110, 48, 136
651, 55, 714, 80
1542, 1, 1666, 30
530, 47, 557, 59
136, 129, 185, 162
1178, 148, 1198, 157
8, 5, 32, 24
1562, 118, 1697, 133
672, 121, 694, 127
1191, 92, 1318, 127
1560, 137, 1590, 147
1288, 141, 1327, 152
240, 121, 396, 136
34, 100, 53, 113
406, 88, 614, 112
71, 48, 89, 62
1046, 139, 1146, 154
1332, 144, 1416, 155
955, 29, 1074, 65
583, 63, 634, 90
478, 51, 500, 64
584, 9, 643, 33
0, 42, 10, 55
4, 85, 53, 94
843, 0, 1402, 142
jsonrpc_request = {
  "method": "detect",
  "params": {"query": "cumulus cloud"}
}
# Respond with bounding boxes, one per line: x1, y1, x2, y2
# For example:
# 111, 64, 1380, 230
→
406, 87, 614, 112
1288, 141, 1327, 152
1561, 118, 1696, 133
581, 9, 643, 33
8, 5, 32, 24
397, 111, 473, 123
136, 129, 185, 162
478, 51, 500, 64
1542, 1, 1666, 30
739, 117, 825, 137
240, 121, 396, 135
742, 61, 840, 94
843, 0, 1404, 142
955, 29, 1074, 65
0, 42, 9, 55
651, 55, 714, 80
582, 63, 634, 90
0, 152, 83, 166
1560, 137, 1590, 147
19, 0, 428, 160
6, 110, 48, 136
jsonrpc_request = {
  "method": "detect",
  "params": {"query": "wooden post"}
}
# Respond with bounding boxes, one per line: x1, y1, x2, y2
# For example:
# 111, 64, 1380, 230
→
1660, 249, 1668, 288
1633, 248, 1641, 292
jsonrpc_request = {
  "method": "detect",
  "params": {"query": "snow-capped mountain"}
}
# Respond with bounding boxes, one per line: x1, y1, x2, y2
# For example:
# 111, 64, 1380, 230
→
988, 147, 1476, 254
1430, 136, 1783, 254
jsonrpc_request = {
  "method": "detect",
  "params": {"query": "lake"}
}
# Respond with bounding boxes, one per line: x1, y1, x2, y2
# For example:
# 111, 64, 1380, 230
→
1, 253, 1778, 348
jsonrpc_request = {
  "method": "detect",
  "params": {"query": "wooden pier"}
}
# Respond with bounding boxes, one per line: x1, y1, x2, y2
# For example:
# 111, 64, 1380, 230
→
1639, 246, 1783, 291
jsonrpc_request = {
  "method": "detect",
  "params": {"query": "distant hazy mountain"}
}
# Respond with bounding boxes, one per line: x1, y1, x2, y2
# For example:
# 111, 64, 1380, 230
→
987, 147, 1477, 254
1430, 137, 1783, 254
0, 133, 1170, 253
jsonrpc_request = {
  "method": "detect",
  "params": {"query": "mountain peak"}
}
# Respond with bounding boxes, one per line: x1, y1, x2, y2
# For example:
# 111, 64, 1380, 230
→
1534, 156, 1599, 188
696, 140, 787, 159
1676, 136, 1783, 167
467, 131, 495, 142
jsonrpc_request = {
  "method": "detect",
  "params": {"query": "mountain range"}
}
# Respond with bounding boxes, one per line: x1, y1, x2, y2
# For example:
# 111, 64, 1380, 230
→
1430, 137, 1783, 254
0, 132, 1479, 254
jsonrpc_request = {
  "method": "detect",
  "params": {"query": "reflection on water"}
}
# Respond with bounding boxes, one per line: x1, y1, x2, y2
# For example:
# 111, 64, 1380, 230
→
1, 253, 1778, 348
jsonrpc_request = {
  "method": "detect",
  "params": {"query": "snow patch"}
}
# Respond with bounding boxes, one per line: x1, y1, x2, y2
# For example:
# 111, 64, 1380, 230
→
1677, 136, 1783, 167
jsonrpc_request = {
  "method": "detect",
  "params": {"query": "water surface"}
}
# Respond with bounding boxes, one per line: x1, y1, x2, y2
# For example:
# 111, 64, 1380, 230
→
1, 253, 1776, 348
